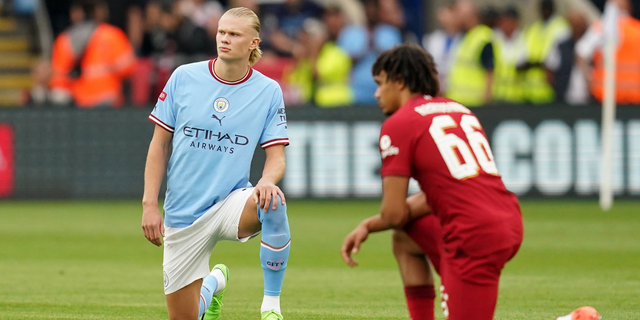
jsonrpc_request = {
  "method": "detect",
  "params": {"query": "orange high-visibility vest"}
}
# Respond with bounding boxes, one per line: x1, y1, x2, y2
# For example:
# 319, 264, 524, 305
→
591, 16, 640, 104
50, 23, 136, 107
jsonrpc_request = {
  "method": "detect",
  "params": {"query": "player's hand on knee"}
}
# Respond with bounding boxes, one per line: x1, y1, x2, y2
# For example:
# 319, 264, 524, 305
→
142, 206, 165, 247
341, 223, 370, 267
253, 179, 286, 212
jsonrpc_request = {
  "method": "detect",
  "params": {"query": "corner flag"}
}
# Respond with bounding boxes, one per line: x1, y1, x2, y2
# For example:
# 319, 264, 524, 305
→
599, 2, 620, 211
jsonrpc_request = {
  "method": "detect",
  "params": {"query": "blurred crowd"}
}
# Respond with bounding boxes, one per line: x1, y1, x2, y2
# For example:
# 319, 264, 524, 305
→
26, 0, 640, 108
430, 0, 640, 107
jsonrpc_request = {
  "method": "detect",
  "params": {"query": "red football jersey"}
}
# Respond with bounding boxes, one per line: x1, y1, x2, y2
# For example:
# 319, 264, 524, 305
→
380, 95, 523, 258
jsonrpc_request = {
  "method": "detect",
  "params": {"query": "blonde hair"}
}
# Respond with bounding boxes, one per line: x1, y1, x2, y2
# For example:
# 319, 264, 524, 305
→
223, 7, 262, 66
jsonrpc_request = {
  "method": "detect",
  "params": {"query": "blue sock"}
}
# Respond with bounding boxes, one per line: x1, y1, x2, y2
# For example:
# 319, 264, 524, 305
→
198, 274, 219, 317
258, 196, 291, 297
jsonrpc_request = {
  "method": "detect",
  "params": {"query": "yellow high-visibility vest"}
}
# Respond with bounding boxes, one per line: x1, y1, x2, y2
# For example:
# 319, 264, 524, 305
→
447, 25, 496, 107
492, 31, 526, 103
315, 42, 353, 108
523, 16, 569, 104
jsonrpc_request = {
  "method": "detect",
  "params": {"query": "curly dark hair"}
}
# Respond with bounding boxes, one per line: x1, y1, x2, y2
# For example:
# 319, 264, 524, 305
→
371, 43, 440, 96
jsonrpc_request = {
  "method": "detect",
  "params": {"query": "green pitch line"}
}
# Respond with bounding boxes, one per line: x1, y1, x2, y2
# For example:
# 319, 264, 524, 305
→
0, 200, 638, 319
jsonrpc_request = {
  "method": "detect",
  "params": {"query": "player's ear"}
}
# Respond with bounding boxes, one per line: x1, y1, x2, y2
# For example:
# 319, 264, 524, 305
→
393, 76, 406, 90
249, 36, 260, 50
399, 80, 407, 90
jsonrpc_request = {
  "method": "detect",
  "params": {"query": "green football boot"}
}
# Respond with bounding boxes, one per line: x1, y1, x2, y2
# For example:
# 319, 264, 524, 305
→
202, 264, 229, 320
261, 310, 283, 320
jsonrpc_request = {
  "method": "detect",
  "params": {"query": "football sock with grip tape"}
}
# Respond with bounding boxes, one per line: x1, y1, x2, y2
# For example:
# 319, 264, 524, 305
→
258, 196, 290, 313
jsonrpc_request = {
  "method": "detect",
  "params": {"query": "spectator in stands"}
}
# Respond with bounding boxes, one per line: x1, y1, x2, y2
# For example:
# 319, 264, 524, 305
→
179, 0, 224, 41
262, 0, 324, 56
127, 0, 171, 107
133, 1, 214, 104
378, 0, 404, 30
229, 0, 259, 12
158, 2, 215, 58
94, 0, 108, 23
284, 24, 316, 106
481, 6, 500, 29
338, 0, 402, 105
28, 60, 53, 105
576, 0, 640, 104
139, 1, 164, 57
520, 0, 571, 104
422, 2, 460, 95
492, 6, 527, 103
331, 0, 366, 26
591, 0, 640, 19
314, 7, 353, 107
120, 1, 147, 56
69, 2, 86, 25
286, 11, 352, 108
129, 0, 184, 107
28, 1, 86, 106
446, 0, 496, 107
546, 8, 590, 105
49, 0, 136, 107
91, 0, 147, 68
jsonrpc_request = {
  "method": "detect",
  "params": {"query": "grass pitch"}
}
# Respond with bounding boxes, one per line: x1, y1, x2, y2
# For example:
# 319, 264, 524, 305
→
0, 200, 639, 319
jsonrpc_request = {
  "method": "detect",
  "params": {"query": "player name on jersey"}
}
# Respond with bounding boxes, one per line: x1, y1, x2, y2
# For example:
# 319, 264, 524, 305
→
413, 98, 471, 116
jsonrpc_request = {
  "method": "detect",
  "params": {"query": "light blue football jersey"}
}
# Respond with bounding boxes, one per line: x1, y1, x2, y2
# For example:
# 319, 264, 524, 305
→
149, 59, 289, 228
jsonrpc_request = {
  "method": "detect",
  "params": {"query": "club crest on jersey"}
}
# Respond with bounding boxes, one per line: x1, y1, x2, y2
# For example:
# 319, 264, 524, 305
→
380, 135, 399, 159
213, 97, 229, 113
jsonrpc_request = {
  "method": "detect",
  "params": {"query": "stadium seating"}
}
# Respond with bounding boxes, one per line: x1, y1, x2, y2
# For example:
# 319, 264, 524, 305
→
0, 14, 33, 106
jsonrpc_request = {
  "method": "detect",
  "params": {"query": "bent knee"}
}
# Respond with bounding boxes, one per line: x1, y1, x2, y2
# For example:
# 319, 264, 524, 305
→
273, 195, 286, 210
392, 229, 423, 256
271, 195, 287, 213
256, 195, 287, 212
392, 229, 411, 245
260, 196, 287, 216
259, 203, 288, 230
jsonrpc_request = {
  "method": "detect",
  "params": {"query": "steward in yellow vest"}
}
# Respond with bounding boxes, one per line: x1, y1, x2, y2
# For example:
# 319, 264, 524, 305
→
447, 1, 497, 107
492, 7, 526, 103
520, 0, 570, 104
314, 41, 353, 107
285, 14, 353, 107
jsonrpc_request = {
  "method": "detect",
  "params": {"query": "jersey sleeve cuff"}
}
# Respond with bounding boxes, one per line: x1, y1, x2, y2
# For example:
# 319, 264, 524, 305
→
380, 169, 412, 177
261, 138, 289, 149
149, 114, 175, 133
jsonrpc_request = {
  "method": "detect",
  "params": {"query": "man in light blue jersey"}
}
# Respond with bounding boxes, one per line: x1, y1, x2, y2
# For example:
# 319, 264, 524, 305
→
142, 7, 290, 320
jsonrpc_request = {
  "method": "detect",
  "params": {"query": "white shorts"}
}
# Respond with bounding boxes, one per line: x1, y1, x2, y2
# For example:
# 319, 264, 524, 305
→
162, 187, 255, 295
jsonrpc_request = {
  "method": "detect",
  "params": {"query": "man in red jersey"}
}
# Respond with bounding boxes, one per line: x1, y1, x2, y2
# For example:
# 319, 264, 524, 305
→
340, 43, 524, 320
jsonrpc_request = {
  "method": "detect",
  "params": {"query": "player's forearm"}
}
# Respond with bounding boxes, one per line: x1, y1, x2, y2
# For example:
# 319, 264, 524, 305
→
380, 204, 410, 229
406, 192, 431, 221
142, 140, 170, 207
362, 215, 393, 233
363, 208, 410, 232
366, 195, 430, 233
260, 147, 286, 185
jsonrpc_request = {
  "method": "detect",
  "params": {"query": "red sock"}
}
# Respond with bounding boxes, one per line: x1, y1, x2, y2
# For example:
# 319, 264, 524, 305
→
404, 285, 435, 320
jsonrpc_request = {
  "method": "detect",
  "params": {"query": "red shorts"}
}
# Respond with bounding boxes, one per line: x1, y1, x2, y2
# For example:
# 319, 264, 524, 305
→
404, 214, 521, 320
